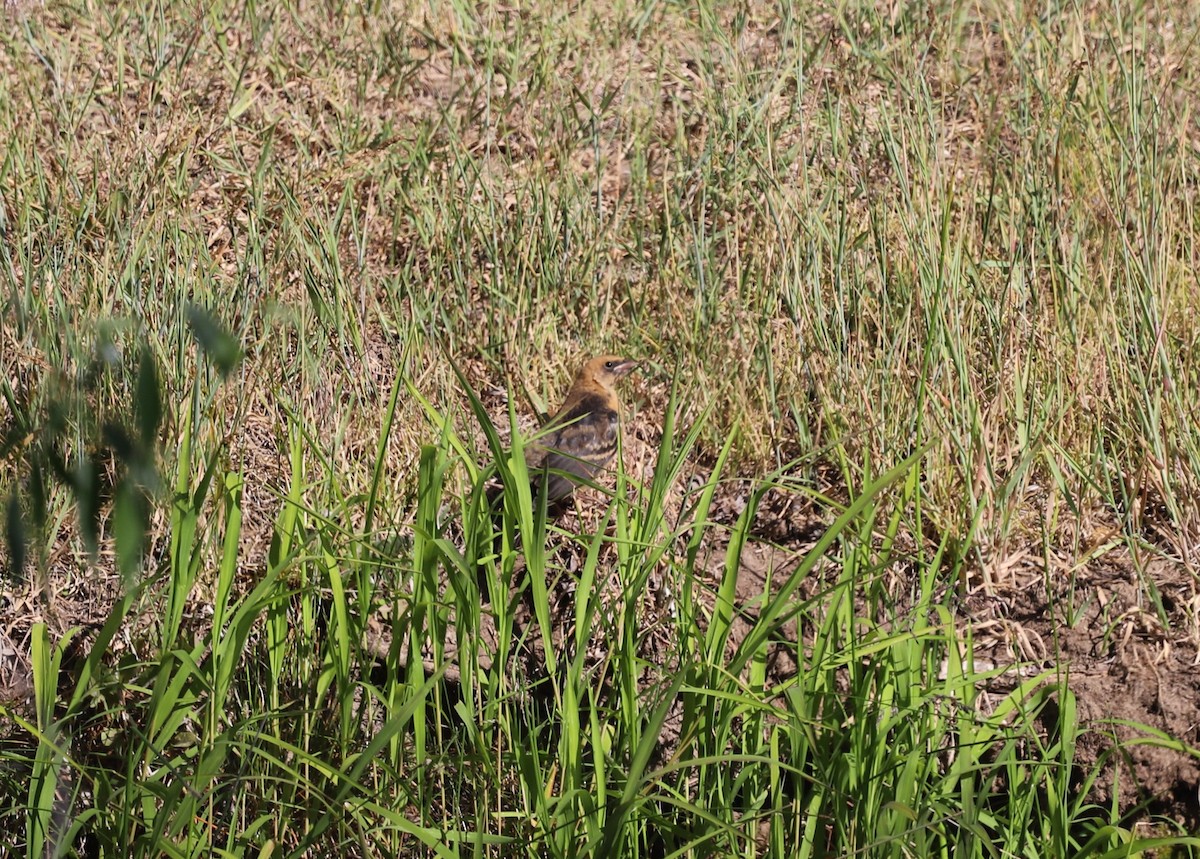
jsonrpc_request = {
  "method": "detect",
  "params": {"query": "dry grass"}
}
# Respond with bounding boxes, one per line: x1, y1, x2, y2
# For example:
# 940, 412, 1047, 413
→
2, 0, 1200, 854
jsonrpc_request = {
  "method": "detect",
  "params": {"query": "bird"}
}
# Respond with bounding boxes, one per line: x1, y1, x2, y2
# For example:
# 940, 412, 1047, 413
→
526, 355, 638, 506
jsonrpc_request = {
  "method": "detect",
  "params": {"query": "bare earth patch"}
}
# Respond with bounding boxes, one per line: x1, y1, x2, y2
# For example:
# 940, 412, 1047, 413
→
968, 544, 1200, 822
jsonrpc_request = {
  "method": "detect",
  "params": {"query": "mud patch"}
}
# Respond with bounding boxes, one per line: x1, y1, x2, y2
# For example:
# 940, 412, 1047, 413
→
965, 545, 1200, 825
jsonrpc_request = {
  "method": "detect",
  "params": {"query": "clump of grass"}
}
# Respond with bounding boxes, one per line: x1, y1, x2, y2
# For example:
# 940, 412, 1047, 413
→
6, 361, 1199, 856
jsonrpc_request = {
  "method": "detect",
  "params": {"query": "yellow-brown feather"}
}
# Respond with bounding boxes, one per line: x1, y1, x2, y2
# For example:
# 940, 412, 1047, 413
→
528, 355, 635, 503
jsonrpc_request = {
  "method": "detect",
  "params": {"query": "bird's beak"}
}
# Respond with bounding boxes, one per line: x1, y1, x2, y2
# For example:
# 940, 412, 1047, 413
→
612, 359, 639, 377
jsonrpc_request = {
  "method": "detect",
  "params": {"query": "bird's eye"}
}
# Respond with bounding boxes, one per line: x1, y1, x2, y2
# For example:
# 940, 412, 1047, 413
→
605, 360, 615, 369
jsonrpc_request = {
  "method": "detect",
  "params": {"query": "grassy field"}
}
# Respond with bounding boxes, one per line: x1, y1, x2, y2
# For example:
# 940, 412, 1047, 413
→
2, 0, 1200, 855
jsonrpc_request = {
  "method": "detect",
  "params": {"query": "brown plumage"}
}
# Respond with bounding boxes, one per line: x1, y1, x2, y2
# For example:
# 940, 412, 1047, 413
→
527, 355, 638, 504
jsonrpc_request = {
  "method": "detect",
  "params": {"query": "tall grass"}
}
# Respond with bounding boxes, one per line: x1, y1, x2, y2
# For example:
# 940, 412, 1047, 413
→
7, 375, 1197, 855
2, 0, 1199, 855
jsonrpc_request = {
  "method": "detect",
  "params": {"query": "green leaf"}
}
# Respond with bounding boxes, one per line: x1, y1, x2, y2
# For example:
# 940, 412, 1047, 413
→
135, 346, 162, 446
73, 457, 101, 558
112, 481, 147, 583
4, 491, 25, 582
186, 304, 242, 377
28, 458, 47, 533
102, 421, 137, 464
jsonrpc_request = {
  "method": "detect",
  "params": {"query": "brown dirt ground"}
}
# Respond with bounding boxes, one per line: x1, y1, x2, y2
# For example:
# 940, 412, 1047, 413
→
726, 496, 1200, 828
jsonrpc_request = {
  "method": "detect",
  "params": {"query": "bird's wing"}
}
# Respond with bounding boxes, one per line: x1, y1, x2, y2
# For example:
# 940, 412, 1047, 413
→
529, 392, 619, 501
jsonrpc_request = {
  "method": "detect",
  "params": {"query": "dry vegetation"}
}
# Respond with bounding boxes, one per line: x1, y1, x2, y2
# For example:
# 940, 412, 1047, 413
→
1, 0, 1199, 855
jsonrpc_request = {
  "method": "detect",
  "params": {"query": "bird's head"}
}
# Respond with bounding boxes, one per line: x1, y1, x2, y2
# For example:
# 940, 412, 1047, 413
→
578, 354, 638, 391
